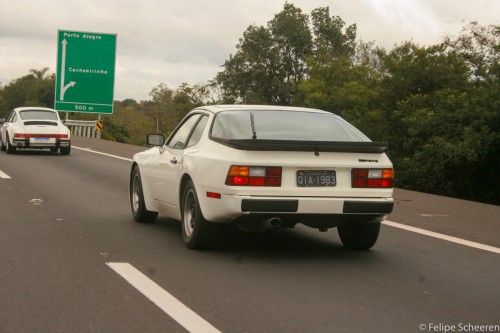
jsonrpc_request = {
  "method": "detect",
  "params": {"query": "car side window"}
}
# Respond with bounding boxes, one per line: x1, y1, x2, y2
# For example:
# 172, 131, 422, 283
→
7, 110, 16, 122
167, 114, 201, 150
186, 116, 208, 148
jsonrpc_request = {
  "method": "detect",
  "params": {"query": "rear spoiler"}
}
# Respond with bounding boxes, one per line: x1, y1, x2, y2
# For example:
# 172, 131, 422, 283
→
211, 138, 388, 154
24, 121, 58, 126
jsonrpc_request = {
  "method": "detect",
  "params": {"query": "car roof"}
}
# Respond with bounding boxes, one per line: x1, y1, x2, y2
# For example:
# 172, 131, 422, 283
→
193, 104, 333, 115
14, 107, 58, 113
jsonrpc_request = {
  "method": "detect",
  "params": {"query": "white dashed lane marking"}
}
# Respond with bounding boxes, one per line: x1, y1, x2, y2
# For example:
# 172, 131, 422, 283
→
0, 169, 12, 179
107, 262, 222, 333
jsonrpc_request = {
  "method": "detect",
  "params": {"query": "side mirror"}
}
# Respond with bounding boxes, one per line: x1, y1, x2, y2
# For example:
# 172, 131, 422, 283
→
146, 133, 165, 146
0, 118, 5, 125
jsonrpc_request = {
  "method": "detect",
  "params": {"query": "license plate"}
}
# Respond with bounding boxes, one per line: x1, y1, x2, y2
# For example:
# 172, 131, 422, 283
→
31, 137, 50, 143
297, 170, 336, 187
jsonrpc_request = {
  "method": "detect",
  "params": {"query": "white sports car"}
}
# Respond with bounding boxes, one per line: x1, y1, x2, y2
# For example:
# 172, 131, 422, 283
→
130, 105, 394, 250
0, 107, 71, 155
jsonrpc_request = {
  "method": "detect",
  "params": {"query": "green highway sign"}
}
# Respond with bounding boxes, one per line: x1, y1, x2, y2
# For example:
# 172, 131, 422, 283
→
55, 30, 117, 114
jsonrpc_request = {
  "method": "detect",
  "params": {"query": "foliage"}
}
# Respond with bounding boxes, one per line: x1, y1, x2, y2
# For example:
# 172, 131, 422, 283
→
102, 82, 217, 146
216, 4, 358, 105
0, 67, 55, 117
296, 22, 499, 204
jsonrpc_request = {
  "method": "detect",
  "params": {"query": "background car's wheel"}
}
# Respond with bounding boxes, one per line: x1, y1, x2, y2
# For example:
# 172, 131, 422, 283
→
130, 166, 157, 223
337, 222, 380, 249
60, 145, 71, 155
181, 180, 220, 249
6, 133, 16, 154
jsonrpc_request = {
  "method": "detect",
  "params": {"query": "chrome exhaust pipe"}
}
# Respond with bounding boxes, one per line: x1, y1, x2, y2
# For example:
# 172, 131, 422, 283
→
262, 217, 282, 228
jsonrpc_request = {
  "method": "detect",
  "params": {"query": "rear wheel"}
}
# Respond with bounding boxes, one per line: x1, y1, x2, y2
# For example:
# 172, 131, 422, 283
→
130, 166, 158, 223
338, 222, 380, 249
0, 135, 5, 151
181, 180, 220, 249
60, 145, 71, 155
6, 133, 16, 154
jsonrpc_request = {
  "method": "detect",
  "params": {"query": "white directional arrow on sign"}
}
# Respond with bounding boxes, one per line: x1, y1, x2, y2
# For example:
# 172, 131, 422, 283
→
60, 39, 76, 101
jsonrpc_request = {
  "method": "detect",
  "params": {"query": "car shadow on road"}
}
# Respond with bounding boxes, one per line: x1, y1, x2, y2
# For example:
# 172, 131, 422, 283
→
154, 217, 382, 263
2, 149, 67, 156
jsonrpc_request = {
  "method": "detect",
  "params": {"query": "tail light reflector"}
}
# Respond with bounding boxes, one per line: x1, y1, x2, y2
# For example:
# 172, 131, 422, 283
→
226, 166, 282, 187
352, 168, 393, 188
206, 192, 221, 199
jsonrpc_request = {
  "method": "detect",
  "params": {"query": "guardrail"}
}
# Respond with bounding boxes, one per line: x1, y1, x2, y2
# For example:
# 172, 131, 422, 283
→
65, 120, 101, 139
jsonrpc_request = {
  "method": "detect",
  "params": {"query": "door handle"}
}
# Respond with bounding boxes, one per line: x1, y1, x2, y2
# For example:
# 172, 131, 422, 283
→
170, 158, 178, 164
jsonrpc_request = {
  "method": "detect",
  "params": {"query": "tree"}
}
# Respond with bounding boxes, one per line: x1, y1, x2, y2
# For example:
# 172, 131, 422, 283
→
378, 26, 499, 204
268, 2, 312, 103
217, 3, 312, 105
29, 67, 50, 80
217, 25, 278, 104
0, 68, 55, 117
310, 7, 356, 59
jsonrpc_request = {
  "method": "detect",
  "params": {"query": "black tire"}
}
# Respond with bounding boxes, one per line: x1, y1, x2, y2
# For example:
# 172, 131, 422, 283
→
130, 165, 158, 223
181, 180, 220, 249
0, 136, 5, 151
60, 145, 71, 155
338, 222, 381, 249
6, 133, 16, 154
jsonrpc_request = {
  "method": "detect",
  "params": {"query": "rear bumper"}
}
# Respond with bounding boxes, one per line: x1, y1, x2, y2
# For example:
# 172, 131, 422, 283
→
200, 194, 394, 225
13, 138, 70, 149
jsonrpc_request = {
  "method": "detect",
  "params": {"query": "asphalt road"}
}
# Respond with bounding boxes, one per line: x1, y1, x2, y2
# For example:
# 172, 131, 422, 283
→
0, 136, 499, 333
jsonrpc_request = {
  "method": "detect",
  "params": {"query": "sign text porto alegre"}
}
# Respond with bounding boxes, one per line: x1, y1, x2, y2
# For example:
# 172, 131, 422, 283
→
55, 30, 117, 114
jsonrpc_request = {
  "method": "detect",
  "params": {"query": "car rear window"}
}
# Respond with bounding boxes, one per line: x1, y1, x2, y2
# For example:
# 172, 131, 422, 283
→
211, 110, 371, 142
19, 110, 59, 121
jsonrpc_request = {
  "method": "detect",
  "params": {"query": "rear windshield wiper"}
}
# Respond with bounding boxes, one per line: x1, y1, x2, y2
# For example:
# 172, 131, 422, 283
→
250, 112, 257, 139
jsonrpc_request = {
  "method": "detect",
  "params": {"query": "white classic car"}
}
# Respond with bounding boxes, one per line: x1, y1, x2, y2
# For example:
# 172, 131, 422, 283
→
0, 107, 71, 155
130, 105, 394, 250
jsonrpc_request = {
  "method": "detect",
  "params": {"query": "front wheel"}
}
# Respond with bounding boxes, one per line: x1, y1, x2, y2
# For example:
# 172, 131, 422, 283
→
181, 180, 220, 249
338, 222, 380, 249
130, 165, 158, 223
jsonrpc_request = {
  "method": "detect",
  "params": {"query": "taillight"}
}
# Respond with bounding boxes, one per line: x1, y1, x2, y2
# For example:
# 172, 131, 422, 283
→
352, 168, 393, 188
13, 134, 68, 138
226, 165, 282, 187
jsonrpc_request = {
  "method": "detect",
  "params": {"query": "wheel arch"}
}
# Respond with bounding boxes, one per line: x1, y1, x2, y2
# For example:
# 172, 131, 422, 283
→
130, 162, 157, 213
178, 173, 193, 214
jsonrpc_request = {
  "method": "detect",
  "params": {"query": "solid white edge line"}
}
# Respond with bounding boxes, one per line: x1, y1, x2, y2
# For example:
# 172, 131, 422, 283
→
73, 146, 133, 162
0, 170, 12, 179
106, 262, 222, 333
384, 220, 500, 255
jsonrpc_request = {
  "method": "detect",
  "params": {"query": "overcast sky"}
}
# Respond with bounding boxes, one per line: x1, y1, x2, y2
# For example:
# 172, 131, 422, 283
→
0, 0, 498, 101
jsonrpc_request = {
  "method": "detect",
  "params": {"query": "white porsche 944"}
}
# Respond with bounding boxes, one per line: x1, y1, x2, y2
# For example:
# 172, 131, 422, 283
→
0, 107, 71, 155
130, 105, 394, 250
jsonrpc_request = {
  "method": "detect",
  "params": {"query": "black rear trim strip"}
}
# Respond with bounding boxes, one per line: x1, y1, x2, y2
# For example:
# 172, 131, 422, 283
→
242, 199, 299, 212
343, 201, 394, 214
